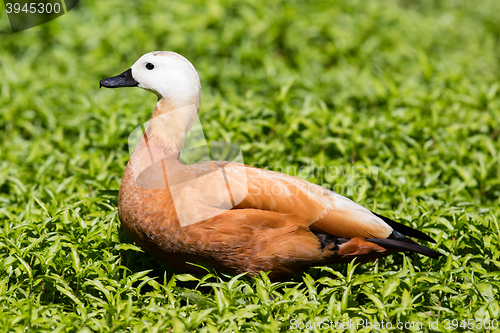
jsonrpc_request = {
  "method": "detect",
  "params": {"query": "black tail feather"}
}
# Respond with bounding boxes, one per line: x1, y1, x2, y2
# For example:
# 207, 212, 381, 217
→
365, 236, 443, 259
365, 229, 443, 258
311, 213, 444, 259
372, 212, 436, 243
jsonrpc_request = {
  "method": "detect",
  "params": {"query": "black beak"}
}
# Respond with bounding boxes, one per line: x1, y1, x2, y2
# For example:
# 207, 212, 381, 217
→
99, 68, 138, 88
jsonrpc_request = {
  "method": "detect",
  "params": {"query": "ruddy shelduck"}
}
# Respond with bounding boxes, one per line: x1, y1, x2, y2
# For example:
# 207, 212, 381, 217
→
100, 51, 443, 280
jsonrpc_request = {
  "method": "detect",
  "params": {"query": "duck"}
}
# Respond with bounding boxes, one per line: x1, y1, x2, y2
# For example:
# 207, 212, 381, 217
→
100, 51, 443, 280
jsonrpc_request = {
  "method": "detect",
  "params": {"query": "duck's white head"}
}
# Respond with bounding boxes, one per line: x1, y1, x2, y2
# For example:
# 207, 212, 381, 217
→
100, 51, 201, 109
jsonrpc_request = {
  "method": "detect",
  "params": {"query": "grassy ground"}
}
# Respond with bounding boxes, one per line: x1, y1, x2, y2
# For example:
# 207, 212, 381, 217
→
1, 0, 500, 331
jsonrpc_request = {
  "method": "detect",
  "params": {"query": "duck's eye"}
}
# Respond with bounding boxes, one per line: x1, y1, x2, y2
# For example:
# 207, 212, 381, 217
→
146, 63, 154, 70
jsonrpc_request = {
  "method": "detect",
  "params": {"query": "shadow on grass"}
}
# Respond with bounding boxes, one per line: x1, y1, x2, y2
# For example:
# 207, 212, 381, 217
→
116, 226, 219, 294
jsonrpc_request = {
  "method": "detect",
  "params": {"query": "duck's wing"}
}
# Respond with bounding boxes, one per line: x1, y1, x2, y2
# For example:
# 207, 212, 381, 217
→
222, 164, 442, 259
171, 161, 442, 260
229, 165, 393, 239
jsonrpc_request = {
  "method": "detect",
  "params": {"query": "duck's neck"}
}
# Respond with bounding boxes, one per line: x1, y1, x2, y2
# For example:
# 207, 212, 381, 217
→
146, 97, 200, 158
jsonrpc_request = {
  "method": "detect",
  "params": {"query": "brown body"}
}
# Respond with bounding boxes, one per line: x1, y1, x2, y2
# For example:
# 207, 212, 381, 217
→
118, 160, 395, 280
117, 100, 440, 280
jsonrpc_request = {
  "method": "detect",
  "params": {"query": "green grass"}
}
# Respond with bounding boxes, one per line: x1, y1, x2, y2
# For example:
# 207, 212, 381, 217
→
1, 0, 500, 331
